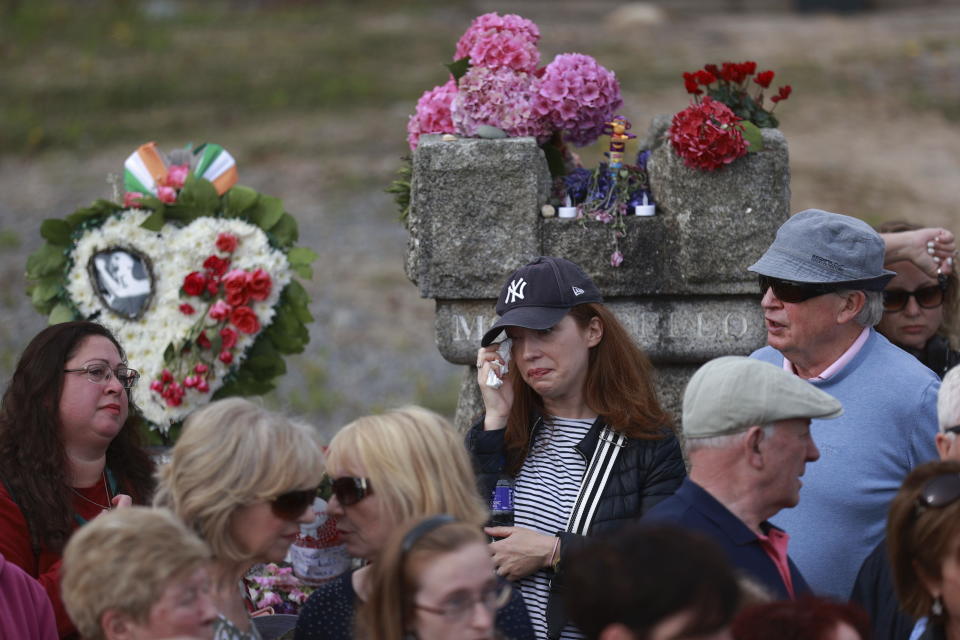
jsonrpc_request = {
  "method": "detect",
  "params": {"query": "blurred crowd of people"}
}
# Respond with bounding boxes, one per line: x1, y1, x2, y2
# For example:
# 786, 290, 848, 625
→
2, 208, 960, 640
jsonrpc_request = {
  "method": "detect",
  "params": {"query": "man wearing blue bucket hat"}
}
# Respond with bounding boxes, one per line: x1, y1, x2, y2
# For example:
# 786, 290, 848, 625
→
750, 209, 940, 599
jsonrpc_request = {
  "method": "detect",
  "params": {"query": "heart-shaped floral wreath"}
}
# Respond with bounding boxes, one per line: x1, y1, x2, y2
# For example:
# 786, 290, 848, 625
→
25, 142, 317, 441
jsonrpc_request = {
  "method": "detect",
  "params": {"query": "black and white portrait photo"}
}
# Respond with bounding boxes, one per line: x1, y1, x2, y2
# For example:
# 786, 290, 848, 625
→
89, 248, 154, 319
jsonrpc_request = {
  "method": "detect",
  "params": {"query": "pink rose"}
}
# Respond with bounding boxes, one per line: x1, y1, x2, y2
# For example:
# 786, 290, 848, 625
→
209, 300, 232, 321
218, 350, 234, 364
123, 192, 144, 207
165, 164, 190, 189
220, 327, 238, 349
157, 185, 177, 204
194, 363, 208, 374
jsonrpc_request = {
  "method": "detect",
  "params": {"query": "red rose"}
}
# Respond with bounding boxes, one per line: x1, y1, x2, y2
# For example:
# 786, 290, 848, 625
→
194, 363, 209, 374
248, 268, 272, 301
771, 85, 792, 103
694, 70, 715, 86
220, 327, 238, 349
206, 278, 219, 295
197, 331, 212, 349
754, 70, 775, 89
179, 303, 195, 315
682, 72, 702, 95
222, 269, 249, 306
203, 255, 230, 277
218, 350, 234, 364
216, 233, 239, 254
230, 306, 261, 334
182, 272, 207, 297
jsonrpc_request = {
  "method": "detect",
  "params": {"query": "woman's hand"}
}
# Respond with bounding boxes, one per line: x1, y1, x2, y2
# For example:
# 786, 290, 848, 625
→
476, 345, 515, 431
111, 494, 132, 509
485, 526, 555, 581
883, 228, 956, 277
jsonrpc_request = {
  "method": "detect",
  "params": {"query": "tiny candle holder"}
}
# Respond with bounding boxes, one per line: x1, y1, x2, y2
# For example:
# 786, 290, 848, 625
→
558, 195, 578, 219
634, 192, 656, 216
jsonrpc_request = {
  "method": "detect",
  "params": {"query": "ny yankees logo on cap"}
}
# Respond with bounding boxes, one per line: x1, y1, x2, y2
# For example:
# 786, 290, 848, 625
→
481, 256, 603, 347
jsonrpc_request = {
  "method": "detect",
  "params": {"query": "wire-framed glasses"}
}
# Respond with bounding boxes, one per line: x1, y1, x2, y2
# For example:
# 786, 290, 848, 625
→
63, 363, 140, 390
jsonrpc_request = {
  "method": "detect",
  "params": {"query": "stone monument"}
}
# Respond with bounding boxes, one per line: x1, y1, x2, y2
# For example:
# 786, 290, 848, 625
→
405, 117, 791, 431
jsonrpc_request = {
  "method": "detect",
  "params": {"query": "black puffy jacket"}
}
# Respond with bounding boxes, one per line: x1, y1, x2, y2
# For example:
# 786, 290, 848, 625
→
465, 414, 686, 639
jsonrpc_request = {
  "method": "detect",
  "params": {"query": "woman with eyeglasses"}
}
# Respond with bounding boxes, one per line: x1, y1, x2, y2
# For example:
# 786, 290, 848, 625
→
294, 406, 533, 640
473, 257, 684, 640
357, 515, 509, 640
155, 397, 324, 640
0, 321, 154, 639
877, 222, 960, 378
888, 460, 960, 640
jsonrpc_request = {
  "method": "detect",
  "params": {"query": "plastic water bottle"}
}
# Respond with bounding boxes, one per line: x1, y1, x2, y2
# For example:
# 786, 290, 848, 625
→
490, 477, 514, 528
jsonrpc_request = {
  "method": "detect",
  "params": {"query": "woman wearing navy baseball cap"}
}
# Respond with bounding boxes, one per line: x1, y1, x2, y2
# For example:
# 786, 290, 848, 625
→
469, 256, 686, 640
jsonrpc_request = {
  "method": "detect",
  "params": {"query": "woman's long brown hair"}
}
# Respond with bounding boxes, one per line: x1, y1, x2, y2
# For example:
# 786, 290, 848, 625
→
502, 303, 672, 475
0, 322, 154, 555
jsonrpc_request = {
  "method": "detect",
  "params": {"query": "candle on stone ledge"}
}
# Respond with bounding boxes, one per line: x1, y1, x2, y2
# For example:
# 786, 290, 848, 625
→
558, 194, 578, 219
635, 192, 656, 216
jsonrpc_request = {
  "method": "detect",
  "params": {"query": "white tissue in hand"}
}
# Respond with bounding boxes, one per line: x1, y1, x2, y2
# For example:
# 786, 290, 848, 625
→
485, 338, 512, 389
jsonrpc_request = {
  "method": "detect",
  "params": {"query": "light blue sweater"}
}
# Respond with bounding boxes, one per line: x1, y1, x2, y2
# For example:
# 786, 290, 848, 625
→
752, 329, 939, 598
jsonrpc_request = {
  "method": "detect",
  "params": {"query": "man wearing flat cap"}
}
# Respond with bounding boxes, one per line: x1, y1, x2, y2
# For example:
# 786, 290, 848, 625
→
750, 209, 940, 599
645, 356, 842, 600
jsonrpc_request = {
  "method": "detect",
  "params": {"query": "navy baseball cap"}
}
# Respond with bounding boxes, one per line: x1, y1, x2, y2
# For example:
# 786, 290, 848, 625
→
480, 256, 603, 347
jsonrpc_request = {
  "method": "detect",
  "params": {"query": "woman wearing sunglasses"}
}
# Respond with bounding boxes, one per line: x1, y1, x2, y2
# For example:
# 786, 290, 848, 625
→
473, 257, 684, 640
0, 321, 154, 639
877, 222, 960, 378
888, 460, 960, 640
358, 515, 510, 640
155, 397, 324, 640
294, 406, 533, 640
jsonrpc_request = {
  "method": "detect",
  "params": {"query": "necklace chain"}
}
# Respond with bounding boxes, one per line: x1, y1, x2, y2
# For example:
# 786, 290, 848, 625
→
70, 471, 112, 511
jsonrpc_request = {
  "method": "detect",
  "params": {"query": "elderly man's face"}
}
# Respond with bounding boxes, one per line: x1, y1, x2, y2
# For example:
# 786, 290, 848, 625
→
761, 286, 849, 360
760, 418, 820, 511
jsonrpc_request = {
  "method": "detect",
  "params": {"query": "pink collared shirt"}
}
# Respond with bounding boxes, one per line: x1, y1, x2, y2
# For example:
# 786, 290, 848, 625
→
757, 527, 796, 599
783, 327, 870, 381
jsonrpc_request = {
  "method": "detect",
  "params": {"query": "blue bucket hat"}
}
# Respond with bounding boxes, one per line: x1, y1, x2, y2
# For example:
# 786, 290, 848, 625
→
748, 209, 895, 290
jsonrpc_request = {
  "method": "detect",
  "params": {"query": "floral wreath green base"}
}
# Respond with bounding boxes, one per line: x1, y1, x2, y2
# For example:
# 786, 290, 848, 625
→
25, 175, 317, 444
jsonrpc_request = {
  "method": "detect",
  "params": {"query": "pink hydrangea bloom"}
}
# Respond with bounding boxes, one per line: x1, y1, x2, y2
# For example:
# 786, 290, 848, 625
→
451, 67, 551, 142
406, 79, 457, 150
533, 53, 623, 146
454, 13, 540, 73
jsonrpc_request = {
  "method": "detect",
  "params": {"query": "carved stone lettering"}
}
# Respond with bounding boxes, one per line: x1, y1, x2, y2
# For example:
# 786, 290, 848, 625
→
453, 314, 487, 342
723, 312, 749, 338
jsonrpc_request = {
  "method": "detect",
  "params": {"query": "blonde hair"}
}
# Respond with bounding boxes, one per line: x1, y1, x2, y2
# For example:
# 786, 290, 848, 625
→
358, 518, 487, 640
326, 406, 488, 528
61, 506, 211, 640
154, 397, 324, 563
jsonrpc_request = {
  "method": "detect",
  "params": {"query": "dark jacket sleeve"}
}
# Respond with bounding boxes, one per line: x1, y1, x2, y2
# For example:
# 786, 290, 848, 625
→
465, 417, 507, 505
638, 432, 687, 514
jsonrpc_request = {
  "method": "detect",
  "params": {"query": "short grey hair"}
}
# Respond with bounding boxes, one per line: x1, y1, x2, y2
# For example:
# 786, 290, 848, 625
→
685, 424, 776, 454
836, 289, 884, 327
939, 367, 960, 432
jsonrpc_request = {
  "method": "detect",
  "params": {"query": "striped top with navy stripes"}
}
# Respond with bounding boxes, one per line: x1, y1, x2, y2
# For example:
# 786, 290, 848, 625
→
514, 416, 594, 640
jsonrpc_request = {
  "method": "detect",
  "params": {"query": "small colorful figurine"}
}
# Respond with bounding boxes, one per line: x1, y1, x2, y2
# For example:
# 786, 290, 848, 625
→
603, 115, 635, 170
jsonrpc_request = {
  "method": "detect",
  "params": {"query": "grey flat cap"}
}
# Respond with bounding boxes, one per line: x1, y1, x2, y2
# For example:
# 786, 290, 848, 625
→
683, 356, 843, 439
749, 208, 895, 290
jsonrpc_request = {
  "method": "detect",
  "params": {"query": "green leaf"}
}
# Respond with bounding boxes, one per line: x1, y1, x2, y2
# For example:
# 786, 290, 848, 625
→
163, 342, 176, 364
270, 213, 299, 248
40, 219, 73, 245
292, 264, 313, 279
26, 244, 67, 279
540, 143, 566, 179
48, 303, 76, 324
739, 121, 764, 153
249, 195, 284, 231
30, 277, 61, 306
140, 210, 166, 231
288, 246, 318, 268
178, 174, 220, 215
446, 57, 471, 83
65, 199, 122, 228
224, 185, 259, 217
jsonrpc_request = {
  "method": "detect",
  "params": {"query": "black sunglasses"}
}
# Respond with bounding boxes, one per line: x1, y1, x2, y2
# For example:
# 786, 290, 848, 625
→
883, 276, 948, 312
915, 473, 960, 517
758, 275, 840, 304
270, 487, 318, 521
330, 476, 372, 507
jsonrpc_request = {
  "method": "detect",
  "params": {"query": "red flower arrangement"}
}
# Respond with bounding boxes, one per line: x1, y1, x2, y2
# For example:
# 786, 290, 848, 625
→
149, 231, 274, 407
681, 60, 791, 129
669, 97, 748, 171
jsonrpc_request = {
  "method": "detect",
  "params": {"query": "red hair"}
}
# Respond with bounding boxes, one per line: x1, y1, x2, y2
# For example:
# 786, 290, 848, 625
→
503, 303, 672, 475
732, 597, 870, 640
